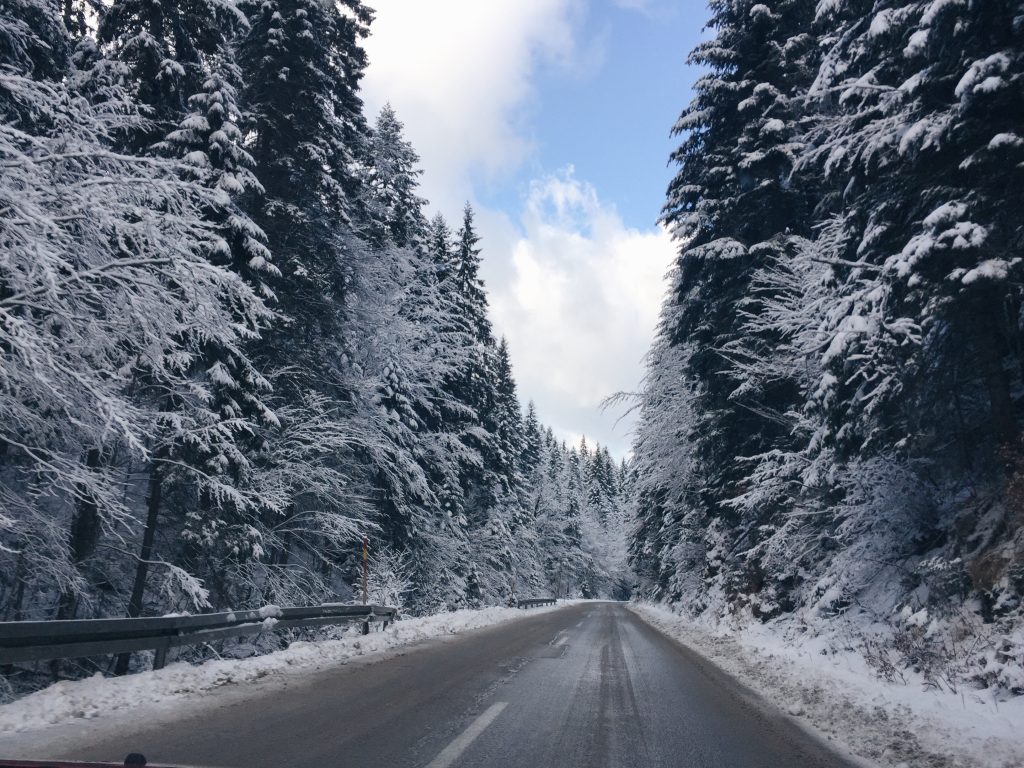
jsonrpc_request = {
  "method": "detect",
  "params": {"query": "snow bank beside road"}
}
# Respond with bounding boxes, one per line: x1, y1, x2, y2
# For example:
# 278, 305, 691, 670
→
631, 603, 1024, 768
0, 604, 563, 736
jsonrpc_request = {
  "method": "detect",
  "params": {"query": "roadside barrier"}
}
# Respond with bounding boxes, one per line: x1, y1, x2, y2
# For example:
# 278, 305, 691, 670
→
0, 603, 397, 670
517, 598, 557, 608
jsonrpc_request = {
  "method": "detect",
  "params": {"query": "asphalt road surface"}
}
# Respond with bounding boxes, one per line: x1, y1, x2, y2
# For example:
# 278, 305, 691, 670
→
19, 602, 857, 768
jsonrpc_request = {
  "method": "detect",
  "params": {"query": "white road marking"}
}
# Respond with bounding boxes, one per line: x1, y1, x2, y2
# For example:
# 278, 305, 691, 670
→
552, 632, 569, 647
425, 702, 508, 768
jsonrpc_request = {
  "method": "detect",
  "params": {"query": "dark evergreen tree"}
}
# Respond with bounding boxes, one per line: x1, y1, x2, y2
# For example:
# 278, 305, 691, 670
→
237, 0, 372, 387
99, 0, 249, 150
521, 401, 543, 479
631, 0, 1024, 682
422, 212, 478, 532
634, 0, 819, 612
231, 0, 377, 607
121, 55, 279, 636
492, 338, 525, 496
801, 0, 1024, 458
443, 204, 499, 523
365, 104, 428, 249
454, 204, 493, 347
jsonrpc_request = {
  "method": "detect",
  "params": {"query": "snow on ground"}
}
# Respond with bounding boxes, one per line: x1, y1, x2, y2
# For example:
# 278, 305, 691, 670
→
0, 604, 564, 737
631, 603, 1024, 768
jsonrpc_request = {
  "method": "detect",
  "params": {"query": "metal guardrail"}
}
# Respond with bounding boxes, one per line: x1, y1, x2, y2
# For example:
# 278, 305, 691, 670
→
0, 603, 397, 669
517, 597, 557, 608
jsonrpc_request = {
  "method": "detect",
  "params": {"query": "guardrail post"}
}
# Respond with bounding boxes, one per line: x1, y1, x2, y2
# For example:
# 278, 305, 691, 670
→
153, 647, 167, 670
361, 619, 370, 635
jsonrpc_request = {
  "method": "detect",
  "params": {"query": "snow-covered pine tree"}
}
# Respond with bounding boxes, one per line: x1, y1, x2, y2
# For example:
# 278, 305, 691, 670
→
782, 0, 1024, 623
237, 0, 372, 385
452, 204, 497, 429
422, 212, 478, 529
146, 66, 279, 597
350, 239, 474, 612
491, 338, 525, 498
346, 105, 436, 557
633, 0, 819, 614
231, 0, 377, 606
99, 0, 249, 151
369, 212, 483, 609
561, 447, 588, 594
629, 333, 706, 603
631, 0, 1024, 680
0, 0, 270, 623
444, 204, 500, 526
453, 204, 494, 349
159, 61, 274, 287
521, 401, 543, 482
802, 0, 1024, 460
97, 1, 282, 629
365, 104, 429, 250
581, 444, 632, 599
463, 337, 533, 602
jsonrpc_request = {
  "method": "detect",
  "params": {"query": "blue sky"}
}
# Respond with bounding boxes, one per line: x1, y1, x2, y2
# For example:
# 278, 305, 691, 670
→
362, 0, 707, 456
478, 1, 703, 232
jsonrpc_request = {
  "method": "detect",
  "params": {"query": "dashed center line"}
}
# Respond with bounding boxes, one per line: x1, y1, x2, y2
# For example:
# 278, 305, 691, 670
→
424, 702, 508, 768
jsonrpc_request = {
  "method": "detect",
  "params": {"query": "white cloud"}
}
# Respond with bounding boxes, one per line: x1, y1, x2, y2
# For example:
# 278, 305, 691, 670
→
359, 3, 674, 456
362, 0, 584, 213
489, 169, 676, 455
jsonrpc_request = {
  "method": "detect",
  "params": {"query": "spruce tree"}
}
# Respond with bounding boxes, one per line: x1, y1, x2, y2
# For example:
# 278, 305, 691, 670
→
442, 204, 499, 524
231, 0, 377, 606
365, 104, 429, 249
803, 0, 1024, 458
0, 0, 273, 624
99, 0, 249, 150
237, 0, 372, 387
521, 401, 543, 479
102, 6, 279, 624
492, 338, 525, 497
631, 0, 1024, 646
637, 0, 818, 610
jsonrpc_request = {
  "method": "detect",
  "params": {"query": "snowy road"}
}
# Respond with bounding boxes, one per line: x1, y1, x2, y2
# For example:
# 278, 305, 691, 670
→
10, 603, 857, 768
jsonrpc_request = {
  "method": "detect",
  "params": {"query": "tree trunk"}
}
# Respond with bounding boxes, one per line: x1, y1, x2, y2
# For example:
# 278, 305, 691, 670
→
8, 551, 26, 622
113, 463, 162, 676
1, 554, 25, 677
55, 448, 104, 621
977, 310, 1017, 445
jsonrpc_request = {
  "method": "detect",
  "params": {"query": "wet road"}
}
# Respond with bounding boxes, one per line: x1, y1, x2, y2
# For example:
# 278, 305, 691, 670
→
21, 602, 856, 768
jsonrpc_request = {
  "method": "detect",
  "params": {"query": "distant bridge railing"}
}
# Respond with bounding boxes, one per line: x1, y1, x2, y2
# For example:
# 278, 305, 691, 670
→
0, 603, 397, 670
516, 597, 557, 608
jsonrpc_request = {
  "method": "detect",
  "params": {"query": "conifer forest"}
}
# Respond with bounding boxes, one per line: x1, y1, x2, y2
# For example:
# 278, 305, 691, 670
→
2, 0, 1023, 704
0, 0, 632, 640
